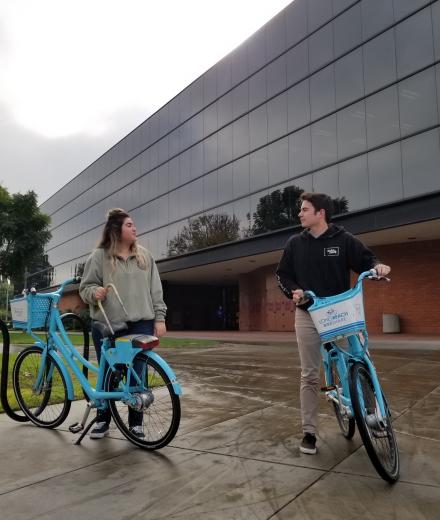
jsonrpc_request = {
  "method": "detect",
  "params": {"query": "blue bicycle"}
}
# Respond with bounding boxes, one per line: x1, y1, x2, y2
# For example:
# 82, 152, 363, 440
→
302, 269, 399, 482
10, 277, 182, 450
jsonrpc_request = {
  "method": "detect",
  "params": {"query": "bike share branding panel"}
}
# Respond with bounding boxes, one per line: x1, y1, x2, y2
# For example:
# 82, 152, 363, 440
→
309, 290, 365, 341
10, 297, 28, 327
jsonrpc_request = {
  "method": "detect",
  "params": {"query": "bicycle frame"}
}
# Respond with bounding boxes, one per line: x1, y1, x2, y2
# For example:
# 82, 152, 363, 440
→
306, 270, 388, 423
322, 334, 387, 423
26, 278, 181, 412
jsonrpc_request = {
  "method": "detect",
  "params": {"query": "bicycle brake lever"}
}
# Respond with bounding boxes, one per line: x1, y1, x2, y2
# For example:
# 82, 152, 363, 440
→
368, 275, 391, 282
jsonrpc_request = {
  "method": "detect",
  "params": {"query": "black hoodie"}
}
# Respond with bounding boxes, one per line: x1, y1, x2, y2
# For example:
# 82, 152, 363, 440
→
276, 224, 379, 302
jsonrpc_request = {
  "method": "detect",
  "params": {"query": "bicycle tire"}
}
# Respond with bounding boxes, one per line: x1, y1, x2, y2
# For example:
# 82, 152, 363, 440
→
13, 346, 71, 428
107, 354, 180, 450
326, 358, 355, 439
349, 362, 399, 482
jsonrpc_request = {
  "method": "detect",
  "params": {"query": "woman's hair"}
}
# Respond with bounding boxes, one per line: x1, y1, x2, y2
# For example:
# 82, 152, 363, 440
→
97, 208, 147, 270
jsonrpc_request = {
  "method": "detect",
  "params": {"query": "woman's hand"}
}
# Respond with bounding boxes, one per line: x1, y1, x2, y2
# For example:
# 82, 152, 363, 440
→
94, 286, 108, 301
154, 321, 166, 337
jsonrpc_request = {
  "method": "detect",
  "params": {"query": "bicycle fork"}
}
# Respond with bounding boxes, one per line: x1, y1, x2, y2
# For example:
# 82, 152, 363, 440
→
322, 350, 353, 418
357, 355, 389, 431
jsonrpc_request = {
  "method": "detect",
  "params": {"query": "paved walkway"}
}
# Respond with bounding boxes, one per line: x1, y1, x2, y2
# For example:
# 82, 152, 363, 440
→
1, 341, 440, 519
166, 329, 440, 349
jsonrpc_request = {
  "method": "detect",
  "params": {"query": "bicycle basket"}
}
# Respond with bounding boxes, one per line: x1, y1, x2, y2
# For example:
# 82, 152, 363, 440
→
308, 283, 366, 342
10, 294, 52, 332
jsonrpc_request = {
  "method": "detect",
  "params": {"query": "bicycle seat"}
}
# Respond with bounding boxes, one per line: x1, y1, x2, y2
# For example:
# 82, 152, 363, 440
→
131, 335, 159, 350
93, 320, 128, 338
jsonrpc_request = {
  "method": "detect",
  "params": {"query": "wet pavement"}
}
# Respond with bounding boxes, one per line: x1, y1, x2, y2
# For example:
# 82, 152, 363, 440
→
1, 341, 440, 519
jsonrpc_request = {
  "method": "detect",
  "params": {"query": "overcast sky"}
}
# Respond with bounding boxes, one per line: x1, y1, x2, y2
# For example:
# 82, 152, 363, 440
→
0, 0, 292, 204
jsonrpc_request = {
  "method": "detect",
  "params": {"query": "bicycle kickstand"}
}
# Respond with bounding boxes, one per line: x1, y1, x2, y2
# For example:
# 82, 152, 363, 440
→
69, 402, 98, 445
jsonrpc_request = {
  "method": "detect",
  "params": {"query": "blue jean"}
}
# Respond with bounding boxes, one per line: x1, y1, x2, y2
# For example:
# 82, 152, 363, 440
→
92, 319, 155, 426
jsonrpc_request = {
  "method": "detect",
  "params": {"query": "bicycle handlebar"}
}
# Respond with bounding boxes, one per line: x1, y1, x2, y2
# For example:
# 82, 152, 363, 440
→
297, 269, 390, 306
25, 276, 82, 298
57, 276, 82, 292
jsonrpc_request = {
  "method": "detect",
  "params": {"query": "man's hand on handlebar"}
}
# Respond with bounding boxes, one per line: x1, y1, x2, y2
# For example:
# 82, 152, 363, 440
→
374, 264, 391, 277
292, 289, 304, 304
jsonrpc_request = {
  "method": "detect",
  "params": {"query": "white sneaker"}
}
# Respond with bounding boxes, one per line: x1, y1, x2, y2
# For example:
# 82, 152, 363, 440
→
129, 425, 145, 439
90, 422, 110, 439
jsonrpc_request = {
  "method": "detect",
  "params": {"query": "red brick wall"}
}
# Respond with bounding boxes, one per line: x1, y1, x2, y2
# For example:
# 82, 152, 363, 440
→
239, 264, 295, 332
239, 268, 270, 331
240, 239, 440, 335
362, 240, 440, 334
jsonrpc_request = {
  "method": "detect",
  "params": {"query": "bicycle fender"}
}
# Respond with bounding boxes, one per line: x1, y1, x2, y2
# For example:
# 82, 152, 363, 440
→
143, 351, 182, 396
49, 350, 74, 400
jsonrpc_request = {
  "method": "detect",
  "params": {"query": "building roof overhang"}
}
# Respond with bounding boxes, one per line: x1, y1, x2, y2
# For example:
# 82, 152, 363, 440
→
157, 192, 440, 285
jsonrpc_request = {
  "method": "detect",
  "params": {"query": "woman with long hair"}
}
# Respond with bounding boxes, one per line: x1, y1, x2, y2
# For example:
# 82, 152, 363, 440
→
79, 208, 167, 439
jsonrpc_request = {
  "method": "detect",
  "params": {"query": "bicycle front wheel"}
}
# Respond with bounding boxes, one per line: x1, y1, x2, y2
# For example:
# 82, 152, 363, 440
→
107, 354, 180, 450
13, 346, 71, 428
349, 362, 399, 482
327, 359, 355, 439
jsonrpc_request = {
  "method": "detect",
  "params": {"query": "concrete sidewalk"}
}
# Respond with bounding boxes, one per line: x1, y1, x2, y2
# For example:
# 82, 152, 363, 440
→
1, 342, 440, 519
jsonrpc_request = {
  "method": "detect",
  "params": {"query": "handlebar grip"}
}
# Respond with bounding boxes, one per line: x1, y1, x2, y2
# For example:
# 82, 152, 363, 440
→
367, 269, 390, 282
296, 291, 314, 306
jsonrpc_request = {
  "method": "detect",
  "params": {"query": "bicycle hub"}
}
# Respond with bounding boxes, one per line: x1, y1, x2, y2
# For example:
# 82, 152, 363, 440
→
129, 390, 154, 411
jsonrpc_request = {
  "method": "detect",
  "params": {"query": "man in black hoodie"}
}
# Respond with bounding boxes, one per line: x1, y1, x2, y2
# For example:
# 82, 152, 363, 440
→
276, 192, 390, 455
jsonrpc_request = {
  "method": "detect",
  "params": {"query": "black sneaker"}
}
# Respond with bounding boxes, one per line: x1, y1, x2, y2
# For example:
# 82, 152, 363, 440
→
90, 422, 110, 439
300, 433, 317, 454
129, 425, 145, 439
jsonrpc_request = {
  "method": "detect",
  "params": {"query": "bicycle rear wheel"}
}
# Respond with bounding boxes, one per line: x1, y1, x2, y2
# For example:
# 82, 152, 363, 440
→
349, 362, 399, 482
107, 354, 180, 450
13, 346, 71, 428
326, 359, 355, 439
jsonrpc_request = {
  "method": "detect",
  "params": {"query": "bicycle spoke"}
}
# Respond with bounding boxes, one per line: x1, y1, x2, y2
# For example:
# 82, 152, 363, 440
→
13, 347, 70, 428
350, 362, 399, 482
107, 356, 180, 449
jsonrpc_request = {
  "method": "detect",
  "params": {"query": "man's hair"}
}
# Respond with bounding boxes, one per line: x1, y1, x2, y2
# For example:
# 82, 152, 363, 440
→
300, 192, 333, 223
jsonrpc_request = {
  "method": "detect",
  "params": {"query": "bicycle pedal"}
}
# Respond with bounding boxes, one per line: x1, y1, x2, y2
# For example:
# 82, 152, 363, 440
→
69, 422, 84, 434
321, 385, 336, 392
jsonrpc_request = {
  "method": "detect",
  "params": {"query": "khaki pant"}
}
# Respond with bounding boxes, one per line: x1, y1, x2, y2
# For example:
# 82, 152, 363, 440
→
295, 307, 322, 435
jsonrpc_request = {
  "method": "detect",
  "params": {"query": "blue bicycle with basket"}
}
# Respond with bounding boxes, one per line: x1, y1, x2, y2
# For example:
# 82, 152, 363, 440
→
10, 277, 182, 450
302, 269, 399, 482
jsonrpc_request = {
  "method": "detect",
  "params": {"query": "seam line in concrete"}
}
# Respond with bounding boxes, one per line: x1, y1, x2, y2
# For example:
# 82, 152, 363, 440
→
0, 451, 133, 497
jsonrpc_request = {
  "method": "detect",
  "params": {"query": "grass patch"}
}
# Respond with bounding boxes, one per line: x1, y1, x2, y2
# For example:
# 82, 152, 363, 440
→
7, 331, 87, 346
1, 335, 217, 414
0, 352, 97, 414
7, 331, 219, 348
158, 337, 219, 348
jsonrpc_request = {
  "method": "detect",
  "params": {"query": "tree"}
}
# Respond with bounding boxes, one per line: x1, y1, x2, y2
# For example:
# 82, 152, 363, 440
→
250, 185, 304, 235
249, 185, 349, 235
333, 196, 349, 215
168, 213, 240, 256
0, 189, 52, 291
24, 253, 54, 290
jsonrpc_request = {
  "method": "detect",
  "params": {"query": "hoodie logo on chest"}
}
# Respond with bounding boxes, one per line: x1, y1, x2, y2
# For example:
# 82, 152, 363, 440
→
324, 246, 340, 257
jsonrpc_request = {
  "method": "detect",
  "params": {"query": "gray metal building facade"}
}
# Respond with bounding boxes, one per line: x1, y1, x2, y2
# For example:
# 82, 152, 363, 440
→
40, 0, 440, 331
